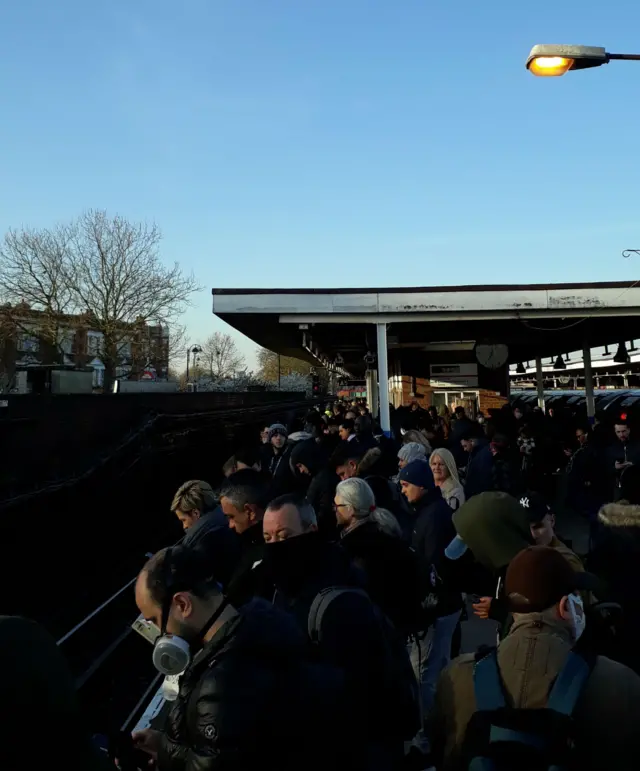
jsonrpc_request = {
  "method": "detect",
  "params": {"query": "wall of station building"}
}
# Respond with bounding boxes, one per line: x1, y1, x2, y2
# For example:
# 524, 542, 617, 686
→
387, 375, 507, 416
387, 348, 510, 416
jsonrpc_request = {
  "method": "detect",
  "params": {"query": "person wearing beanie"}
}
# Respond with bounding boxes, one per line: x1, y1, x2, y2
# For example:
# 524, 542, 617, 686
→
399, 460, 461, 756
397, 441, 427, 470
431, 546, 639, 771
262, 423, 296, 498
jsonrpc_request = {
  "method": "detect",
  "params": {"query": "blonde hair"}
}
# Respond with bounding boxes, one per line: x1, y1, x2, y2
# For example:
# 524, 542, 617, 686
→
429, 448, 461, 487
171, 480, 216, 515
336, 477, 402, 538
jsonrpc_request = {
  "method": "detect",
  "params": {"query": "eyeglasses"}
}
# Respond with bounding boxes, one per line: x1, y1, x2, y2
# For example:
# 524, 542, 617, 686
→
333, 503, 349, 511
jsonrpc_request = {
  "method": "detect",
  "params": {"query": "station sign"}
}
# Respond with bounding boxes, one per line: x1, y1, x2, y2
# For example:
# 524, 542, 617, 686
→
429, 363, 479, 388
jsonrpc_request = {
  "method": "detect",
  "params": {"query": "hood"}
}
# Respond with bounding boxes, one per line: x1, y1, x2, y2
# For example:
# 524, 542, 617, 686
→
288, 431, 314, 443
471, 436, 489, 454
204, 599, 307, 665
452, 491, 533, 571
290, 438, 327, 476
357, 446, 383, 475
598, 502, 640, 528
181, 506, 227, 548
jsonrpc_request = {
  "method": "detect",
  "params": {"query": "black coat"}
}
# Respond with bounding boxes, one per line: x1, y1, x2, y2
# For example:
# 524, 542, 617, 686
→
225, 523, 269, 607
158, 600, 350, 771
290, 439, 339, 538
263, 534, 403, 742
181, 507, 241, 590
340, 519, 424, 635
410, 488, 462, 619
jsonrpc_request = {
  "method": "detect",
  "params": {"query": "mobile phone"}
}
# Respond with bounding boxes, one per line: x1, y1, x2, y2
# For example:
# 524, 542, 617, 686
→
132, 613, 161, 645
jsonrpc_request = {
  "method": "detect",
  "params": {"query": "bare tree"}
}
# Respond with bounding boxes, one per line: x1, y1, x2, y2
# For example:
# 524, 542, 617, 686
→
0, 225, 77, 371
200, 332, 246, 380
0, 211, 200, 390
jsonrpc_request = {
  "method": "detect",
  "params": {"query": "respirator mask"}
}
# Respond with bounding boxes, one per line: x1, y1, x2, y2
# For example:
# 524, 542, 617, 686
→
151, 547, 228, 677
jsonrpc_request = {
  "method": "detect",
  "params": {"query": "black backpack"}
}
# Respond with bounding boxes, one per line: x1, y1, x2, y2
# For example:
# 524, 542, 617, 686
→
307, 586, 421, 740
462, 647, 595, 771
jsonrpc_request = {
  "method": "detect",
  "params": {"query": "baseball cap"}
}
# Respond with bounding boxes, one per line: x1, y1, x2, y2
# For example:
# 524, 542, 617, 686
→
519, 491, 551, 524
505, 546, 599, 613
398, 459, 434, 489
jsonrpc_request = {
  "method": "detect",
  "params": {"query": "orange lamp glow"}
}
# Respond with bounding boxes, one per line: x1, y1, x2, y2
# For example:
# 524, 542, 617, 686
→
528, 56, 574, 77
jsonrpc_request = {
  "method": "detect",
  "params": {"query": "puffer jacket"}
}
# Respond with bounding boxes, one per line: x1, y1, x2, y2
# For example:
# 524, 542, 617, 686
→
430, 613, 640, 771
158, 599, 351, 771
588, 502, 640, 672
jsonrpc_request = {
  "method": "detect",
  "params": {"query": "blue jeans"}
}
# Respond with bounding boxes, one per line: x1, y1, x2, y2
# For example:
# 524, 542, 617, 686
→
408, 610, 462, 751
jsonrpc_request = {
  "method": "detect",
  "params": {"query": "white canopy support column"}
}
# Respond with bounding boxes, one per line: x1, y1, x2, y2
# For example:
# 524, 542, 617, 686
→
365, 369, 378, 418
376, 323, 391, 436
535, 356, 545, 413
583, 343, 595, 423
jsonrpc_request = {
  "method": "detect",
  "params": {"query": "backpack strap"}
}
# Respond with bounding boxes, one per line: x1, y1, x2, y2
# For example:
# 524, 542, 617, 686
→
546, 652, 593, 716
473, 648, 507, 712
307, 586, 368, 642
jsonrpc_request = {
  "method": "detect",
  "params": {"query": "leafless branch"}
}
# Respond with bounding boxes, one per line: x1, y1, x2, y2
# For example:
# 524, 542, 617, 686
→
201, 332, 246, 379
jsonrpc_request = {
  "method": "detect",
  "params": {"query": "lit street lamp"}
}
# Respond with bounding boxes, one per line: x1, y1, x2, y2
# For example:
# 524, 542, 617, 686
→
186, 344, 202, 383
526, 44, 640, 77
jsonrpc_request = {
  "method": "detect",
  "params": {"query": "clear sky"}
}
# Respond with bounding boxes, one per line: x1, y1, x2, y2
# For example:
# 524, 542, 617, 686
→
2, 1, 639, 370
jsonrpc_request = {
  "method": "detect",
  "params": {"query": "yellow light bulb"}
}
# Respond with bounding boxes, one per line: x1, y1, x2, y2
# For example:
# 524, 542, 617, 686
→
529, 56, 574, 77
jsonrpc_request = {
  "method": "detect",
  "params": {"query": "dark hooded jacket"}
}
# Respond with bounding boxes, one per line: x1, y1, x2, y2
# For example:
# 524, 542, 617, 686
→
0, 616, 110, 771
290, 439, 339, 539
463, 437, 494, 499
263, 442, 297, 499
181, 507, 241, 589
358, 447, 413, 539
158, 599, 352, 771
409, 486, 462, 620
340, 518, 425, 636
589, 502, 640, 672
411, 486, 456, 568
226, 523, 270, 607
262, 533, 415, 748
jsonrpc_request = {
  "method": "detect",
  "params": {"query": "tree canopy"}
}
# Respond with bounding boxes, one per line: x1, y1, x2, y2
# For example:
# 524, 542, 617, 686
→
0, 210, 200, 388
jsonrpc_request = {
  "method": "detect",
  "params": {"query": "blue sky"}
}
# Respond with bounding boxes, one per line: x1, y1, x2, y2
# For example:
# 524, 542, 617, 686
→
2, 1, 639, 370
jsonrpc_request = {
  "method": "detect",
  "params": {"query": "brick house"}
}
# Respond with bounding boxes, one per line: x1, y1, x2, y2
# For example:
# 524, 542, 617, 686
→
0, 305, 169, 393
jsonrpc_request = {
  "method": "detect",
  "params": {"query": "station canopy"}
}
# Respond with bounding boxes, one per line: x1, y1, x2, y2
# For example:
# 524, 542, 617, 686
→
212, 280, 640, 377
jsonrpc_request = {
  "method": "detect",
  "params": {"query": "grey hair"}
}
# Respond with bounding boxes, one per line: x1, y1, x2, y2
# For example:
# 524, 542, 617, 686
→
266, 493, 318, 529
171, 480, 216, 515
335, 478, 402, 538
218, 469, 269, 511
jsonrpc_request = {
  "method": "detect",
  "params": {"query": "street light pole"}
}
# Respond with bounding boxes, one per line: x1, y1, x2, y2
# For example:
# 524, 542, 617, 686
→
526, 44, 640, 77
186, 344, 202, 384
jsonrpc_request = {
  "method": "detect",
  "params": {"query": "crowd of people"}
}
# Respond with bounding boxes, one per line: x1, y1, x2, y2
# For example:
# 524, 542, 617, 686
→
4, 398, 640, 771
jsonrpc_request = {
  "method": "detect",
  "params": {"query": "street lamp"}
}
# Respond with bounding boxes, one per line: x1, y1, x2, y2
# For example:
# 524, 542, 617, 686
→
186, 344, 202, 382
526, 44, 640, 77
